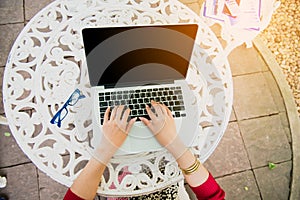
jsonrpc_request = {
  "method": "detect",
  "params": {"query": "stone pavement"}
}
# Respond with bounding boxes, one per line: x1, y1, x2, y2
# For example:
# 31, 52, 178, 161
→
0, 0, 299, 200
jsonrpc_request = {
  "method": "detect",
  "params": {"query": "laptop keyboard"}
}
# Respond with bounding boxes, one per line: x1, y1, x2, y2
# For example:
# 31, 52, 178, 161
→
98, 86, 186, 124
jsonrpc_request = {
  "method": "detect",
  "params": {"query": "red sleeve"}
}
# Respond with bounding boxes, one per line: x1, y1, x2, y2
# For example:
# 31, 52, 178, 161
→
189, 173, 225, 200
64, 188, 85, 200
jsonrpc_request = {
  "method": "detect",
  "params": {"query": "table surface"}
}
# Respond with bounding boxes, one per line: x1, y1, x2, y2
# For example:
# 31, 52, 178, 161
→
3, 0, 232, 197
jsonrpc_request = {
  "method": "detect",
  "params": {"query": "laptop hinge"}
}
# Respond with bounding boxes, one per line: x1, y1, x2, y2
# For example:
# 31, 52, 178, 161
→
103, 79, 176, 89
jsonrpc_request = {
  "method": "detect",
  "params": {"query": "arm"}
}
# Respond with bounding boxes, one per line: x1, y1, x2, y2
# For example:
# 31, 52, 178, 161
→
174, 145, 225, 199
64, 105, 136, 200
140, 101, 225, 200
65, 158, 106, 200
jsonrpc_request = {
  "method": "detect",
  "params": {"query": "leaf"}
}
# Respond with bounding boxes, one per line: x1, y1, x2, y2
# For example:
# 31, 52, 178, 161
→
4, 132, 11, 137
268, 162, 276, 170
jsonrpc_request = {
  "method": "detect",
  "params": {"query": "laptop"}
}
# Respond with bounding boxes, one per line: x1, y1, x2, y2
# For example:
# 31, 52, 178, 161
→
82, 24, 201, 155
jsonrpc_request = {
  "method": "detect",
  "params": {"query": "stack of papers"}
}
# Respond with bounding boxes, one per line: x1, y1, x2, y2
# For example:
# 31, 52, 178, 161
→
204, 0, 261, 31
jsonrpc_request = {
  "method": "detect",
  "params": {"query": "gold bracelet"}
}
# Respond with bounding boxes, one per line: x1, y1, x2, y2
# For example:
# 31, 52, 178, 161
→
180, 156, 201, 175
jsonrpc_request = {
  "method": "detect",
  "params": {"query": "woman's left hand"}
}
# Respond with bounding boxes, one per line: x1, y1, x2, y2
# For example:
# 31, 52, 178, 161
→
92, 105, 136, 165
102, 105, 136, 148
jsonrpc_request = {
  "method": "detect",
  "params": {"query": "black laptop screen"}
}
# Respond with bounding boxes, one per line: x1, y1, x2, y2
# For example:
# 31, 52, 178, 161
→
82, 24, 198, 88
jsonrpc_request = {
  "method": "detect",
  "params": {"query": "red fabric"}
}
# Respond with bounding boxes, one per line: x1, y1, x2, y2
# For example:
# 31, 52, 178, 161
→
190, 173, 225, 200
64, 188, 84, 200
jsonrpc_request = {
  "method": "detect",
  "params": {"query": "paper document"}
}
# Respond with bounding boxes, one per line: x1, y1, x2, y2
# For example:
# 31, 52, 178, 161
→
204, 0, 261, 31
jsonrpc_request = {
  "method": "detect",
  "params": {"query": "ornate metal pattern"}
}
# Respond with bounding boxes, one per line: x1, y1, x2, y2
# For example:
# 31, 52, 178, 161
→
3, 0, 232, 197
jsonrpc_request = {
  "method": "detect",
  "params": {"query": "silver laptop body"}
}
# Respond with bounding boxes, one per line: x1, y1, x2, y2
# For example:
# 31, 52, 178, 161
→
82, 24, 201, 155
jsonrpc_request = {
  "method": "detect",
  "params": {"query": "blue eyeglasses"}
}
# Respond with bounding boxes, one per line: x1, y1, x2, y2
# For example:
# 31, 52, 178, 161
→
50, 89, 86, 127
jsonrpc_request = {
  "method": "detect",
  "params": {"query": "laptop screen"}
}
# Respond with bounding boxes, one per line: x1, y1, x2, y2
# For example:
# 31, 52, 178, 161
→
82, 24, 198, 88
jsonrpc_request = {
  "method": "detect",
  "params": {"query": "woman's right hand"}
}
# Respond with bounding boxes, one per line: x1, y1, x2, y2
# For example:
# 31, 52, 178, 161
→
139, 101, 188, 160
139, 101, 178, 147
140, 101, 211, 190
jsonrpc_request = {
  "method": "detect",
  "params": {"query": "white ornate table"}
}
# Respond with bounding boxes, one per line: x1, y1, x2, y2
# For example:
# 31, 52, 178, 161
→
3, 0, 232, 197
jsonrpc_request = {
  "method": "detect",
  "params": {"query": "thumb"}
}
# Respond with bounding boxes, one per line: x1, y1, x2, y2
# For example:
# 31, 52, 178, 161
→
125, 117, 137, 133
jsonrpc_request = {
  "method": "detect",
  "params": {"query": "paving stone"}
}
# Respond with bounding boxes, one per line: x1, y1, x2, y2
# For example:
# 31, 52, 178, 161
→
233, 73, 278, 120
38, 154, 88, 199
254, 161, 291, 200
239, 115, 291, 168
0, 0, 24, 24
216, 170, 261, 200
25, 0, 55, 21
204, 122, 251, 177
0, 163, 39, 199
184, 183, 197, 200
179, 0, 200, 3
263, 71, 286, 112
186, 2, 201, 14
38, 169, 69, 200
0, 67, 4, 114
228, 45, 268, 76
0, 124, 31, 167
229, 107, 236, 122
210, 24, 222, 38
0, 23, 24, 67
279, 112, 292, 144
